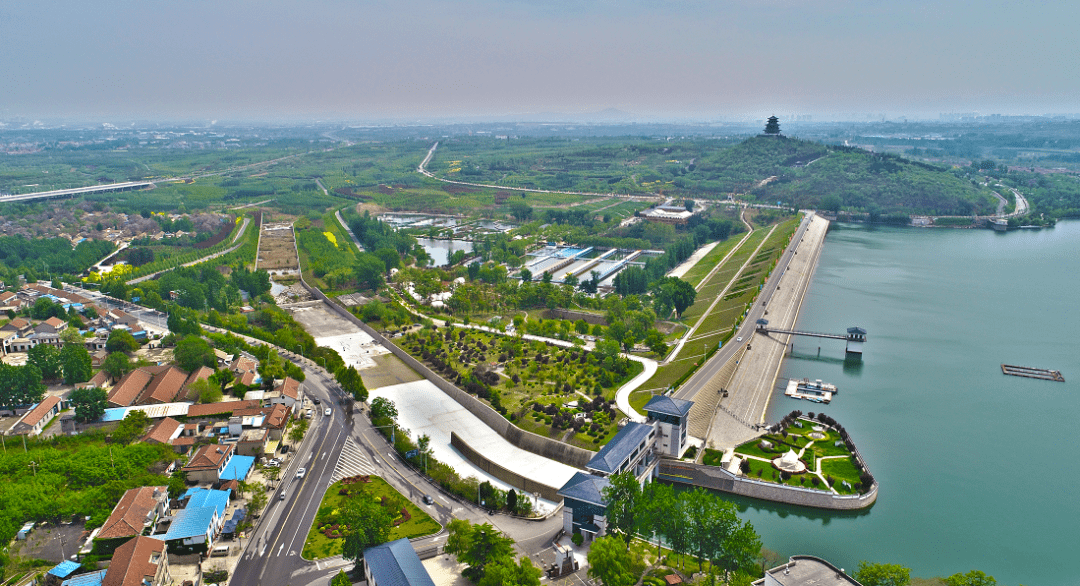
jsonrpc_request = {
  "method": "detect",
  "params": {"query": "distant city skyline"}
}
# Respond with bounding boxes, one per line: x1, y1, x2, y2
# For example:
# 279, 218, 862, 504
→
2, 0, 1077, 122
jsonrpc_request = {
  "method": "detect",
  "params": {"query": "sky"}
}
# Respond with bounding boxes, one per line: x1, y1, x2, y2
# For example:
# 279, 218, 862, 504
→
2, 0, 1078, 122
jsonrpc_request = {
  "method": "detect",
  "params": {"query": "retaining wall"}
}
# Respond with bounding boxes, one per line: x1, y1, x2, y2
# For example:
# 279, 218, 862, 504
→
299, 282, 596, 469
450, 432, 563, 502
657, 460, 877, 511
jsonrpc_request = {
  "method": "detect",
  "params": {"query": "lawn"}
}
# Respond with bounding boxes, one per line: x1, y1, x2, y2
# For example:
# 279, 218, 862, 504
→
302, 476, 441, 560
721, 416, 867, 495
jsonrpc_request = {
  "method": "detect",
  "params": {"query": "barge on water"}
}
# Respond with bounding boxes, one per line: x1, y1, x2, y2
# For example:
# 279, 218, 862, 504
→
785, 378, 837, 403
1001, 364, 1065, 382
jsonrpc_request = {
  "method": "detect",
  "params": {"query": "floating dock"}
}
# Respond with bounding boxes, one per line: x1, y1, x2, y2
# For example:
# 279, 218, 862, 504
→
785, 378, 837, 403
1001, 364, 1065, 382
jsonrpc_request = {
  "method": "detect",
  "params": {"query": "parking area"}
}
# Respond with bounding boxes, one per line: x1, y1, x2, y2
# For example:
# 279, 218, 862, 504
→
12, 521, 87, 564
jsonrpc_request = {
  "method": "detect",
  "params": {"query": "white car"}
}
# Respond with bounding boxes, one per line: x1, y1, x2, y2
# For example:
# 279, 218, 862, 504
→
324, 407, 331, 416
736, 336, 743, 342
296, 468, 306, 479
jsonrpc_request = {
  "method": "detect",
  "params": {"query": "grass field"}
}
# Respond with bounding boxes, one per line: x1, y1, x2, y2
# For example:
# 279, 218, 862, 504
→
301, 477, 440, 560
725, 416, 865, 495
359, 354, 424, 389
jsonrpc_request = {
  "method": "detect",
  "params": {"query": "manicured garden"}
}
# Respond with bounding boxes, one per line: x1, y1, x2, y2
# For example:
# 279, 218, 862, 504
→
709, 411, 875, 495
302, 476, 440, 559
402, 326, 643, 449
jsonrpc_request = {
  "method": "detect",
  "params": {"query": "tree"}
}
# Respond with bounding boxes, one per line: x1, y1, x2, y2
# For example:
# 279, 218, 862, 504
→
764, 116, 781, 135
444, 520, 516, 580
506, 488, 518, 514
587, 535, 637, 586
106, 329, 140, 353
644, 329, 669, 356
341, 498, 393, 567
518, 268, 532, 283
210, 368, 235, 393
652, 276, 696, 318
369, 397, 398, 422
174, 335, 216, 372
944, 570, 997, 586
854, 562, 912, 586
0, 363, 45, 409
478, 556, 541, 586
102, 352, 133, 380
820, 194, 843, 213
28, 344, 63, 380
639, 480, 676, 558
330, 570, 351, 586
353, 254, 386, 291
191, 377, 222, 404
508, 201, 534, 222
112, 410, 151, 445
60, 343, 93, 385
374, 247, 401, 273
69, 386, 108, 423
601, 471, 642, 547
61, 327, 85, 346
257, 349, 285, 390
337, 365, 368, 403
289, 418, 309, 442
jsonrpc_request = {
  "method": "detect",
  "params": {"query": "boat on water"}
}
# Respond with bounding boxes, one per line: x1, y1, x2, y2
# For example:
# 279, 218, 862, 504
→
785, 378, 837, 403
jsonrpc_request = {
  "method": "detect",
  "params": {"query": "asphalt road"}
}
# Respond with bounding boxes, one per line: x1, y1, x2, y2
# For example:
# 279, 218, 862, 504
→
674, 212, 813, 404
231, 352, 564, 586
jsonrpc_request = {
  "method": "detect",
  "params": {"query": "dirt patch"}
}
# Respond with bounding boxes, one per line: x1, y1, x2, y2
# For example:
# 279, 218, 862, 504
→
256, 222, 300, 275
360, 354, 423, 389
443, 184, 480, 194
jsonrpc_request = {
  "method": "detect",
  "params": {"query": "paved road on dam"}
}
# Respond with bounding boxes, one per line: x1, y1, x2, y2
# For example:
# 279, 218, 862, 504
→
673, 212, 830, 448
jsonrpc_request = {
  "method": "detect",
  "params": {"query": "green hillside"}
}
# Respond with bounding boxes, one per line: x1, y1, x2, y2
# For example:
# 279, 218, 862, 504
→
693, 136, 996, 216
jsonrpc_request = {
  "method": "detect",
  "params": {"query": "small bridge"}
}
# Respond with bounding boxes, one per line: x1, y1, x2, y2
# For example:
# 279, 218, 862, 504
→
756, 320, 866, 355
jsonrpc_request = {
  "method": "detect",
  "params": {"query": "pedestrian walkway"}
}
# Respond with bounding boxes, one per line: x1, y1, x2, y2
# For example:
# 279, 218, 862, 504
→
330, 437, 376, 483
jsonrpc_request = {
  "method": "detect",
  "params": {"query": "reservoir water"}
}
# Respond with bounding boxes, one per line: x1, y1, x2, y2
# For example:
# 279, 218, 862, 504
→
747, 221, 1080, 585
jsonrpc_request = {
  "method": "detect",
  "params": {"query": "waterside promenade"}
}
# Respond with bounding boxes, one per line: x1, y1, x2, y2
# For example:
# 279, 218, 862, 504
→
703, 213, 831, 450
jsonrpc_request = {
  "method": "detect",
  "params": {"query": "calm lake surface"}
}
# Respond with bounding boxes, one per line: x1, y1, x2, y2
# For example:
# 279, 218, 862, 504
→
744, 221, 1080, 585
414, 237, 473, 267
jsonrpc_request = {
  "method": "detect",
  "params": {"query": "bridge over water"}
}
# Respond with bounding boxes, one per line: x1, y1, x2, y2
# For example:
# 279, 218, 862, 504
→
756, 319, 866, 355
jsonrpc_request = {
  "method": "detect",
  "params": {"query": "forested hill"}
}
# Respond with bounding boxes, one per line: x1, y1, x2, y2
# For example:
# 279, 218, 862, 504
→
692, 136, 997, 216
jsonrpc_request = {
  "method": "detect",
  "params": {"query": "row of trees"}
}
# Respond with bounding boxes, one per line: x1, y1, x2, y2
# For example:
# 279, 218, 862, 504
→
591, 472, 762, 585
853, 561, 999, 586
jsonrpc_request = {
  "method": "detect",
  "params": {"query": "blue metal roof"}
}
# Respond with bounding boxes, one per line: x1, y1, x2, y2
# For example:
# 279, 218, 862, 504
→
48, 560, 81, 578
162, 506, 217, 541
184, 488, 231, 514
219, 455, 254, 481
557, 472, 610, 507
61, 569, 106, 586
101, 407, 130, 422
586, 421, 653, 475
364, 538, 437, 586
644, 395, 693, 418
163, 488, 231, 541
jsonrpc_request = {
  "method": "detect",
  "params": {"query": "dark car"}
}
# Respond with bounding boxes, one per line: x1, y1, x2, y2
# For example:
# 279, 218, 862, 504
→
313, 398, 321, 405
422, 494, 434, 505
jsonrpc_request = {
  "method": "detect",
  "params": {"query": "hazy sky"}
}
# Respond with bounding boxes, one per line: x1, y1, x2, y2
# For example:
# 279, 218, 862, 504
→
2, 0, 1077, 121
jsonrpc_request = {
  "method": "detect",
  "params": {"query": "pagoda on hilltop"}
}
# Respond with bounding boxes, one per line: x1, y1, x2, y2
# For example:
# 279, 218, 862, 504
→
763, 115, 781, 136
